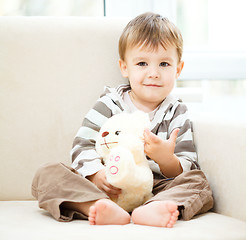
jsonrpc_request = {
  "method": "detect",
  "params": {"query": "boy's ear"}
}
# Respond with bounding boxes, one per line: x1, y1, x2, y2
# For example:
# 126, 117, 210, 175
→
119, 59, 128, 78
176, 61, 184, 79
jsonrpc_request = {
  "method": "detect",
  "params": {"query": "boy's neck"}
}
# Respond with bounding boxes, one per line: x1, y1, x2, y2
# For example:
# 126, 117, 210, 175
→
129, 91, 161, 113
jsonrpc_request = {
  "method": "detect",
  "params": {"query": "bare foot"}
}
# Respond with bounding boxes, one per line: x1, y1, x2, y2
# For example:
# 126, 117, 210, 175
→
131, 201, 179, 228
88, 199, 131, 225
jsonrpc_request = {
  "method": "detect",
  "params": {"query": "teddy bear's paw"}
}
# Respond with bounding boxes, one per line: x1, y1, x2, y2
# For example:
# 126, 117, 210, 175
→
107, 154, 128, 179
108, 155, 121, 175
106, 147, 135, 185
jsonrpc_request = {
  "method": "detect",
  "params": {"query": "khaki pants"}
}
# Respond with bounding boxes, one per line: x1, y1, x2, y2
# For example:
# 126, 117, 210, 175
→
32, 163, 213, 222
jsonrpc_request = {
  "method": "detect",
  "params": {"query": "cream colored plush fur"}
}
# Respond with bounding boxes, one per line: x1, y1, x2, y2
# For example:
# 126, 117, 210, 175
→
96, 111, 153, 212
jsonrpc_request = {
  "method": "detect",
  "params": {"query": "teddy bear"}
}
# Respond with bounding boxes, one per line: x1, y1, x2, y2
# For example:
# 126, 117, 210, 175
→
95, 111, 153, 212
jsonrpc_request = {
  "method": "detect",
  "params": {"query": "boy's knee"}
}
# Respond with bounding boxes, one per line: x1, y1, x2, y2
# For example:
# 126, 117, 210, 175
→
31, 162, 72, 199
177, 169, 210, 187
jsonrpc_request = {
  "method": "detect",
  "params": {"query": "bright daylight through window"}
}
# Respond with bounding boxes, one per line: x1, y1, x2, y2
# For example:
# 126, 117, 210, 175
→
0, 0, 245, 115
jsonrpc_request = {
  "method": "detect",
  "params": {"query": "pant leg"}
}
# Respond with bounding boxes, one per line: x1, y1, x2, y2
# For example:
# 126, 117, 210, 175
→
31, 162, 108, 222
146, 170, 214, 220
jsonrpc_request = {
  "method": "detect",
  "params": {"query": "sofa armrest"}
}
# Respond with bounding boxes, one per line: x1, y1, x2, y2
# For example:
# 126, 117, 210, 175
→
192, 113, 246, 222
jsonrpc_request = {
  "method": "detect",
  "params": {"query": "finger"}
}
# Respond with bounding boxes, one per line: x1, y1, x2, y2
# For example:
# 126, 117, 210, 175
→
109, 186, 122, 195
144, 128, 159, 143
106, 183, 122, 194
103, 177, 121, 191
108, 193, 119, 200
103, 184, 121, 195
103, 181, 122, 194
143, 128, 149, 142
108, 183, 122, 192
169, 128, 180, 143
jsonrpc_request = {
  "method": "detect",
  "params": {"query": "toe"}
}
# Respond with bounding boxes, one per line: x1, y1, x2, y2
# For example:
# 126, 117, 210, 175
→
89, 206, 96, 216
166, 201, 178, 212
89, 217, 95, 225
171, 214, 178, 221
174, 210, 179, 217
166, 223, 173, 228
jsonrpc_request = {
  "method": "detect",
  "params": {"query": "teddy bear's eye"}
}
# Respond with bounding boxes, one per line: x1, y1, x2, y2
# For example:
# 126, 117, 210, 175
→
115, 131, 121, 135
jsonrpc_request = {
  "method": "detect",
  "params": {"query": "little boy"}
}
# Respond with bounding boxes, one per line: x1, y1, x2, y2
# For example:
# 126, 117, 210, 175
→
32, 12, 213, 228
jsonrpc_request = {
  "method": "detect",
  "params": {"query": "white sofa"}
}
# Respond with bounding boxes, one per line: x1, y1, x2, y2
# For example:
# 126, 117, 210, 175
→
0, 17, 246, 240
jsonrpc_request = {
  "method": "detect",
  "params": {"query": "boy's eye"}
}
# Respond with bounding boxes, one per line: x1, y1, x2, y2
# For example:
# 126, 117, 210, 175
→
160, 62, 169, 67
137, 62, 148, 67
115, 131, 121, 135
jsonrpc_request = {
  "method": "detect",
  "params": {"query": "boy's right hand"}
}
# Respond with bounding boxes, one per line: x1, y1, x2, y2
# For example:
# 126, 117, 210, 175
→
87, 169, 122, 199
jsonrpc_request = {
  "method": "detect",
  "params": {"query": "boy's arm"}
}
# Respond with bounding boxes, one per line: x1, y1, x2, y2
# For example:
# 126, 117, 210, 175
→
169, 104, 199, 172
71, 100, 111, 178
70, 98, 122, 197
144, 103, 199, 178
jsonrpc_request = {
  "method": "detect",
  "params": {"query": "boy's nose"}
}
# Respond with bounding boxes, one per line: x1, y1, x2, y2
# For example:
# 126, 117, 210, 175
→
148, 67, 160, 79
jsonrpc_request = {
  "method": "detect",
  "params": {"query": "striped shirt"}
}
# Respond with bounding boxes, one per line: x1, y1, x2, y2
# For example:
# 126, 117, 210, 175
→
71, 84, 199, 179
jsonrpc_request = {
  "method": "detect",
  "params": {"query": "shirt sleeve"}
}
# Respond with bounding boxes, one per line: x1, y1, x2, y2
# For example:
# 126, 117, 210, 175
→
168, 103, 200, 172
70, 99, 113, 177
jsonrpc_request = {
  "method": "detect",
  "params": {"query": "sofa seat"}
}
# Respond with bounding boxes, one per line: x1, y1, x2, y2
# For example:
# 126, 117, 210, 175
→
1, 201, 246, 240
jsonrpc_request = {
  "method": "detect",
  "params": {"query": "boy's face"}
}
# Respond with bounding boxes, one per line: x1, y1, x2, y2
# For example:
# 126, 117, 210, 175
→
119, 44, 184, 112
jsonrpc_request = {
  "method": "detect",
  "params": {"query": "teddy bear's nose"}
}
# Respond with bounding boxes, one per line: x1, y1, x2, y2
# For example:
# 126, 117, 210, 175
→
102, 131, 109, 137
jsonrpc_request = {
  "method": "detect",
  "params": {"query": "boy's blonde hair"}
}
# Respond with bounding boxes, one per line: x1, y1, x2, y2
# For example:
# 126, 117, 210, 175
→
119, 12, 183, 62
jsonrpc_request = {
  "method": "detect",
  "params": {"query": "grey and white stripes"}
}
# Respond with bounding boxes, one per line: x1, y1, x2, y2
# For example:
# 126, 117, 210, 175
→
71, 84, 199, 178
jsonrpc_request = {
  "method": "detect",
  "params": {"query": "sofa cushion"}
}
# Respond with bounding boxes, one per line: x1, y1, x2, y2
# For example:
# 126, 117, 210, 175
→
1, 201, 246, 240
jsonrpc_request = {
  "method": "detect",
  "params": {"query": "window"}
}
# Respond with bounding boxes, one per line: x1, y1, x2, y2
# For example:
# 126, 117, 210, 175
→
105, 0, 246, 114
0, 0, 104, 16
105, 0, 246, 80
1, 0, 245, 113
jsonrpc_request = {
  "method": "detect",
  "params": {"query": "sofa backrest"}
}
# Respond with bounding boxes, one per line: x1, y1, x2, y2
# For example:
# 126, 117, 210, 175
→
0, 17, 127, 201
192, 115, 246, 222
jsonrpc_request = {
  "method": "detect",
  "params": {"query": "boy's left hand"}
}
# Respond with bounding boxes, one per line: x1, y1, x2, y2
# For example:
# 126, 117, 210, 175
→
143, 128, 180, 166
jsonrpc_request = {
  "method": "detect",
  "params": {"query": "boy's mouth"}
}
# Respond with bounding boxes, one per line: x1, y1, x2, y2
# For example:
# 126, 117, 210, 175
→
144, 84, 162, 87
